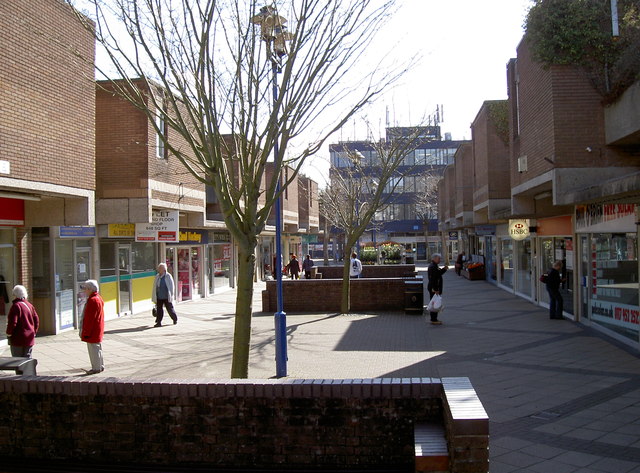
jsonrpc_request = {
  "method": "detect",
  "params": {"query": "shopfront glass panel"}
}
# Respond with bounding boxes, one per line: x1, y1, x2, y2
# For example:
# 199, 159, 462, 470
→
485, 237, 497, 282
580, 236, 590, 319
500, 238, 514, 288
177, 248, 191, 300
590, 233, 639, 341
540, 238, 554, 304
118, 246, 132, 314
516, 239, 532, 297
191, 247, 201, 297
55, 240, 75, 330
132, 242, 155, 275
559, 238, 574, 315
213, 244, 232, 289
0, 229, 15, 316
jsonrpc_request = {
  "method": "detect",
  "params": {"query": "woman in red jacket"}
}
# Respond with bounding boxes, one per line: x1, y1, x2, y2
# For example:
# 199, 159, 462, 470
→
6, 285, 39, 358
80, 279, 105, 374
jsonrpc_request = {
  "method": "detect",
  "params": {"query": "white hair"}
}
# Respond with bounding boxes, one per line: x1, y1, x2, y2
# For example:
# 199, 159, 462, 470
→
431, 253, 442, 261
12, 285, 28, 299
83, 279, 99, 293
157, 263, 167, 271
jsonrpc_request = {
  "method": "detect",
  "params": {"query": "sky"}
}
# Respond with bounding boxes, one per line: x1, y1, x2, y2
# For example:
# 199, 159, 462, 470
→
302, 0, 533, 185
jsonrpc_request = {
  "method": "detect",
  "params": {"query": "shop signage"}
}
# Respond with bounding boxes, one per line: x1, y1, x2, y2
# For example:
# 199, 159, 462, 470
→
60, 226, 96, 238
508, 219, 530, 241
0, 197, 24, 226
107, 223, 135, 238
301, 234, 319, 244
448, 232, 458, 241
576, 204, 637, 233
591, 300, 640, 332
213, 231, 231, 242
0, 160, 9, 174
474, 225, 496, 236
179, 229, 209, 245
135, 210, 179, 242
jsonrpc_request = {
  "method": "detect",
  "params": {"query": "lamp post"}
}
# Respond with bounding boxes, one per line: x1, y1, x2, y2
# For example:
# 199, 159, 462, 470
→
251, 5, 293, 378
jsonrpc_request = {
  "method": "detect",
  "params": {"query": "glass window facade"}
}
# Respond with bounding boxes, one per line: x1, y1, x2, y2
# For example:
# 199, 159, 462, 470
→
500, 238, 514, 289
589, 233, 639, 342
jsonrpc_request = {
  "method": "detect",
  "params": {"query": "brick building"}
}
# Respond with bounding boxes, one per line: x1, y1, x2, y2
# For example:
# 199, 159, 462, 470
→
0, 0, 96, 335
437, 36, 640, 348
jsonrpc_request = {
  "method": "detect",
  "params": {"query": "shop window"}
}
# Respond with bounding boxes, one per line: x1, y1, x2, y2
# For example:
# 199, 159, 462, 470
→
500, 238, 514, 289
132, 242, 155, 274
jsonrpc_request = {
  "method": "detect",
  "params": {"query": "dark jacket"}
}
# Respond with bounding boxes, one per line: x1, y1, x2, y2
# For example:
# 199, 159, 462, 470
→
81, 292, 105, 344
288, 258, 300, 274
546, 268, 562, 292
6, 298, 39, 347
427, 261, 447, 293
302, 257, 314, 272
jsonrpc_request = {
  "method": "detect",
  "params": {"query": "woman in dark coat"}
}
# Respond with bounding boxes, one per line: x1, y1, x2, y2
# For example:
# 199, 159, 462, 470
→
427, 253, 448, 325
546, 260, 564, 320
455, 251, 465, 276
5, 285, 39, 358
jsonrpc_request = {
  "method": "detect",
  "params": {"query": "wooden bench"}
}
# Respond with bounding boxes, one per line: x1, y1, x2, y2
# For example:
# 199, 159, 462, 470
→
415, 422, 449, 473
0, 357, 37, 376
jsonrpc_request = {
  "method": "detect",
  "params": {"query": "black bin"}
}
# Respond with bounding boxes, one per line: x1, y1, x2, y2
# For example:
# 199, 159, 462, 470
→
404, 280, 423, 315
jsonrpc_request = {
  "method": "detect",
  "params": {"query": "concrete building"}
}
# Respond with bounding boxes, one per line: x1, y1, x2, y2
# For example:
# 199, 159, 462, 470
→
0, 0, 96, 335
329, 127, 466, 261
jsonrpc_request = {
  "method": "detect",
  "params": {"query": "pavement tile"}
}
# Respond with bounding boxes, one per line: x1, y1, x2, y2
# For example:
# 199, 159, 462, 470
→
563, 428, 609, 441
493, 451, 542, 468
554, 451, 602, 467
589, 457, 640, 473
518, 443, 565, 460
529, 460, 580, 473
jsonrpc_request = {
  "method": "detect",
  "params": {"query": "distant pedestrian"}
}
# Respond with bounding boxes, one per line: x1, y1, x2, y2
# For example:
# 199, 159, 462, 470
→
350, 252, 362, 278
546, 260, 564, 320
287, 254, 300, 280
455, 251, 465, 276
5, 285, 39, 358
152, 263, 178, 327
427, 253, 448, 325
80, 280, 105, 374
302, 254, 315, 279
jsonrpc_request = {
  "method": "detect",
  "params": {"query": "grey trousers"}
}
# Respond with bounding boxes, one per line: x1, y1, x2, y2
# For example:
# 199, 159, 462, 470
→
10, 345, 33, 358
86, 342, 104, 371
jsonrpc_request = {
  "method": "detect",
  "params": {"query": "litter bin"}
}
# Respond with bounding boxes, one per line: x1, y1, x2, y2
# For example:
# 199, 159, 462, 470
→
404, 280, 423, 315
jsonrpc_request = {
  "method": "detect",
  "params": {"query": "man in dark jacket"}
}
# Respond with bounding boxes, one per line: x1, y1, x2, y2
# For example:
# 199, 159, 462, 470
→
427, 253, 448, 325
546, 260, 564, 320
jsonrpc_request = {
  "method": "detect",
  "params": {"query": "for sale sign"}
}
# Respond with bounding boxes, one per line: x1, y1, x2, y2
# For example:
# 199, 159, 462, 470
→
135, 210, 179, 242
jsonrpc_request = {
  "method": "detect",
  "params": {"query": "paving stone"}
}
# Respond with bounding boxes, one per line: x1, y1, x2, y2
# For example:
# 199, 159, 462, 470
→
554, 451, 602, 467
589, 456, 640, 473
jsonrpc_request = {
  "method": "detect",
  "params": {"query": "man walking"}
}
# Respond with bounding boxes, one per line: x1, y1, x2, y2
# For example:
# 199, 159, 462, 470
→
152, 263, 178, 327
427, 253, 448, 325
350, 252, 362, 278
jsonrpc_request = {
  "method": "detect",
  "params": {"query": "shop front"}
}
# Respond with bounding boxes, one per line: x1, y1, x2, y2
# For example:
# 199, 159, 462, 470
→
536, 216, 574, 317
0, 198, 23, 319
209, 231, 233, 293
30, 226, 97, 335
496, 220, 533, 297
475, 225, 497, 284
99, 223, 157, 319
576, 204, 639, 346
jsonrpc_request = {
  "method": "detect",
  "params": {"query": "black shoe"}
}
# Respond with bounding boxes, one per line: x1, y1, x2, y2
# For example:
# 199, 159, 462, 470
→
173, 319, 177, 325
154, 323, 162, 327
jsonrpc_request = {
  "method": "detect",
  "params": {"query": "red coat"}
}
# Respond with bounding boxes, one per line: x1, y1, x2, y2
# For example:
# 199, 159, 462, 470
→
81, 292, 104, 344
6, 298, 39, 347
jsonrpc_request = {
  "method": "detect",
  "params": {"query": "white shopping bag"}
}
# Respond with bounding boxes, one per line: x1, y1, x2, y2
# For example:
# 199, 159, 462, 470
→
426, 294, 443, 313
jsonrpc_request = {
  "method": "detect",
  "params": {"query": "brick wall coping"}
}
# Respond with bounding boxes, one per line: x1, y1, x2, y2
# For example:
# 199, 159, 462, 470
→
0, 376, 444, 399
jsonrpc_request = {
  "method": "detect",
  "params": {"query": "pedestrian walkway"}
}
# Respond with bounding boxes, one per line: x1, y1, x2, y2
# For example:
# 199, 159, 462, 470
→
2, 272, 640, 472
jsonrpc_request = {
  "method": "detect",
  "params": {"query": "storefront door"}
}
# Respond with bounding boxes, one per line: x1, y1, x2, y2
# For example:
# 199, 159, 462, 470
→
580, 235, 590, 320
75, 247, 91, 322
118, 245, 132, 315
516, 239, 533, 299
0, 229, 15, 316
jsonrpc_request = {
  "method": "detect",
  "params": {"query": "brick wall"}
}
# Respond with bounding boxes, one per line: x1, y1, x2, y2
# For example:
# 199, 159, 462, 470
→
0, 0, 95, 189
508, 39, 635, 190
0, 377, 443, 470
454, 143, 473, 217
471, 101, 511, 205
317, 264, 416, 279
262, 278, 419, 313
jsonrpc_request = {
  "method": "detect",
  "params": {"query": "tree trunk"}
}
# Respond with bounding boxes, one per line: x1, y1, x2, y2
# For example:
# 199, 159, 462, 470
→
340, 256, 351, 314
231, 241, 256, 378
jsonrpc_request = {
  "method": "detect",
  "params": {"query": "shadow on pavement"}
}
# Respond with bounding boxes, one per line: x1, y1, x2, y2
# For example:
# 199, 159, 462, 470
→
104, 326, 154, 335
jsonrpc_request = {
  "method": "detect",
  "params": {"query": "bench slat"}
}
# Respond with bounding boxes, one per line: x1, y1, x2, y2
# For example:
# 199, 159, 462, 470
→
414, 422, 448, 473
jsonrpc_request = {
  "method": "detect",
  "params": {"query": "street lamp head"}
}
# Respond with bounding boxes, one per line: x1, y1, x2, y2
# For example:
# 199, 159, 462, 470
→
251, 5, 293, 60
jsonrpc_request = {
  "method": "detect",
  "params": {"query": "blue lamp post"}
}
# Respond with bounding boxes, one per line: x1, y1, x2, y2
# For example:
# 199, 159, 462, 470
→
251, 5, 293, 378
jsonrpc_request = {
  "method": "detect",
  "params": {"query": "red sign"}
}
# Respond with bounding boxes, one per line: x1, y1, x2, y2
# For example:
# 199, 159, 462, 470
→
0, 198, 25, 226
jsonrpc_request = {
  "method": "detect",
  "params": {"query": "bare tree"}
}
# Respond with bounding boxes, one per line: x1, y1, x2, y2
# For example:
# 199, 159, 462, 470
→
320, 130, 425, 314
69, 0, 403, 378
